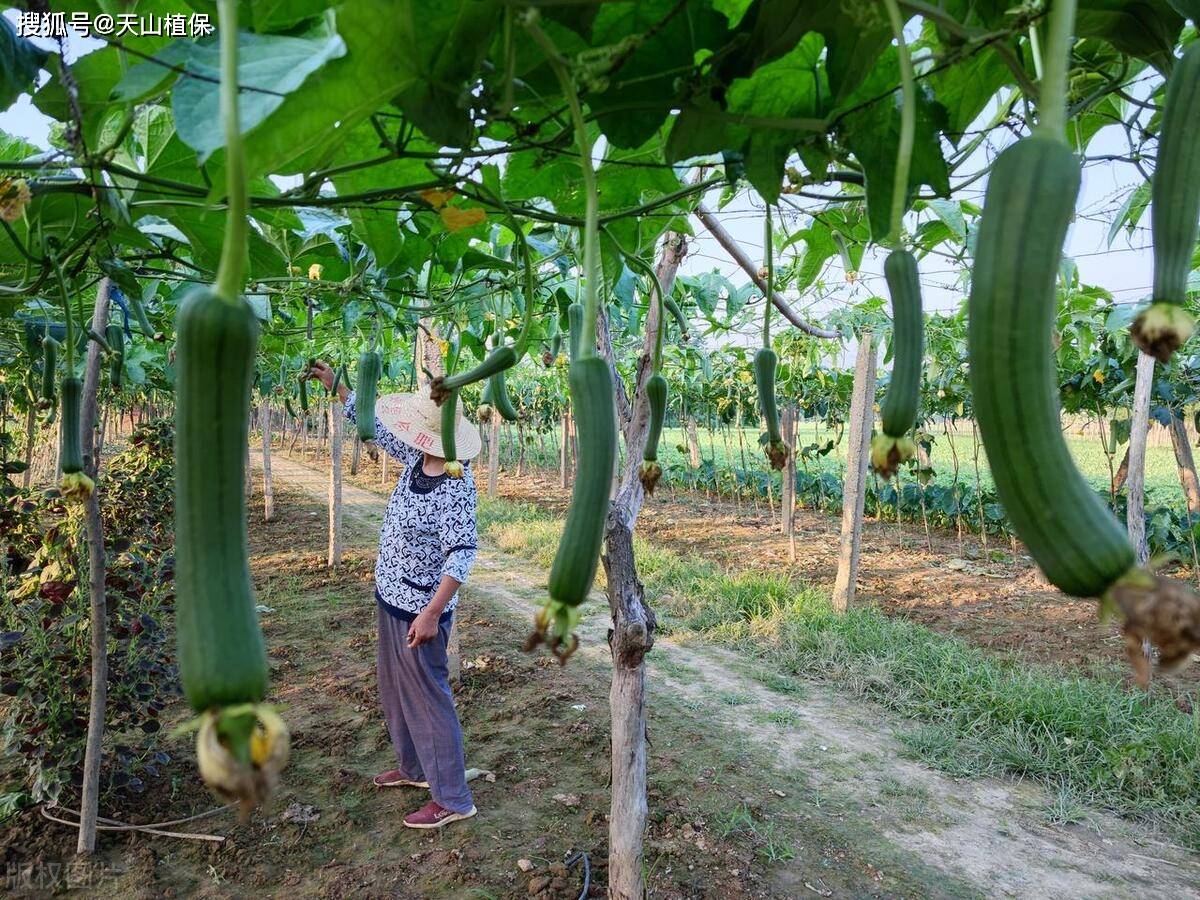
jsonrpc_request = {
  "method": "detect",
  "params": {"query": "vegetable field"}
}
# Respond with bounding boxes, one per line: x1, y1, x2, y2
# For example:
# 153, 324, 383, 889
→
3, 1, 1200, 897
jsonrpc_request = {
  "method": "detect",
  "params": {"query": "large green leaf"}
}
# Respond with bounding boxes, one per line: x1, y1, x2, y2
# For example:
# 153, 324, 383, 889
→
669, 34, 825, 202
507, 126, 684, 254
835, 49, 951, 242
928, 38, 1012, 141
389, 0, 503, 148
158, 206, 287, 278
719, 0, 891, 104
0, 129, 39, 161
1077, 0, 1185, 74
0, 17, 47, 111
330, 123, 436, 270
173, 32, 347, 160
33, 47, 126, 146
234, 0, 500, 179
111, 42, 193, 104
586, 0, 733, 149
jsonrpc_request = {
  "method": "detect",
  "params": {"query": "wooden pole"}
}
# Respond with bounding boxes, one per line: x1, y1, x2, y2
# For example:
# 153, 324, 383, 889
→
600, 232, 687, 900
559, 410, 572, 489
261, 400, 274, 521
1169, 414, 1200, 515
488, 414, 501, 499
1126, 350, 1155, 565
244, 424, 253, 499
328, 400, 344, 567
21, 406, 35, 488
832, 332, 876, 611
782, 404, 797, 561
76, 279, 111, 855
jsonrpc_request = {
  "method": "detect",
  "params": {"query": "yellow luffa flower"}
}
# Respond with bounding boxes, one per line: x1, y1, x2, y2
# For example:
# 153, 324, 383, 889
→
308, 263, 323, 281
440, 206, 486, 232
420, 188, 456, 210
0, 178, 31, 223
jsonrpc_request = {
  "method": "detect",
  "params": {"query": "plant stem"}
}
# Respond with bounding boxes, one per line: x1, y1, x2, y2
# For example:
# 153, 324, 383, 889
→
50, 252, 76, 370
610, 239, 666, 372
1036, 0, 1077, 142
524, 13, 599, 359
762, 205, 775, 348
1028, 24, 1044, 80
214, 0, 247, 302
883, 0, 916, 245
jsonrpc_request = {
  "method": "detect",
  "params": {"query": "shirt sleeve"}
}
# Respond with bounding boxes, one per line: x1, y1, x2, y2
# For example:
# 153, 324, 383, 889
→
343, 389, 414, 464
439, 467, 478, 584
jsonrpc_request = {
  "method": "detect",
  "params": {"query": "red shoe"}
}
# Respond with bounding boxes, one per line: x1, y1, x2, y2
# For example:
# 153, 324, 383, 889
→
373, 769, 429, 789
403, 800, 477, 830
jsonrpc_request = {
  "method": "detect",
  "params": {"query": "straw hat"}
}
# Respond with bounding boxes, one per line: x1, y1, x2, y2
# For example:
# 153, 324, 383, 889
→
374, 386, 482, 460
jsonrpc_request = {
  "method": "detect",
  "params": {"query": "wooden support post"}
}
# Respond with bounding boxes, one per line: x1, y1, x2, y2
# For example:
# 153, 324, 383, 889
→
1169, 413, 1200, 516
685, 416, 701, 468
244, 428, 253, 499
447, 624, 461, 683
782, 404, 797, 561
1126, 350, 1155, 565
76, 280, 111, 855
833, 332, 876, 611
488, 414, 501, 499
328, 401, 344, 567
21, 406, 35, 488
560, 410, 572, 489
261, 400, 274, 521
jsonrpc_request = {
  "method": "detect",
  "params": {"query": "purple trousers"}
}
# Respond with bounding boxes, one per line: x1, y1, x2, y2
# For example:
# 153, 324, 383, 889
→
376, 604, 474, 814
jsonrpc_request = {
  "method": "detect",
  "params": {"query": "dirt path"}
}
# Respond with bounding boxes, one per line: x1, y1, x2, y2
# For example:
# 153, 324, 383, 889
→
255, 450, 1200, 898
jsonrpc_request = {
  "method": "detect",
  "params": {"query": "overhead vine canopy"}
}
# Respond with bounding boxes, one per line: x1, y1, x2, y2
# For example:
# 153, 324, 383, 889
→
2, 0, 1195, 340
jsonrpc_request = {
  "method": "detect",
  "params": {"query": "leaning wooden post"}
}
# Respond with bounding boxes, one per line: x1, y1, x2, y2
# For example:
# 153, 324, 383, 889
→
76, 279, 111, 855
833, 332, 876, 611
21, 406, 35, 488
559, 410, 572, 488
488, 414, 501, 498
596, 232, 687, 900
350, 434, 362, 475
261, 399, 275, 521
244, 427, 253, 499
1168, 413, 1200, 516
1126, 350, 1155, 564
782, 403, 798, 561
328, 399, 344, 567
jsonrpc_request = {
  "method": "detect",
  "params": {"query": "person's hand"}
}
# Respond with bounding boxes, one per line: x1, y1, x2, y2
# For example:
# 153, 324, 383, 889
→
407, 608, 440, 648
308, 360, 336, 391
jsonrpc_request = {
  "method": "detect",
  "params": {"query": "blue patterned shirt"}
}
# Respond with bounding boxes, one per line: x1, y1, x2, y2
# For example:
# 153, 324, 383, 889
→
344, 391, 478, 617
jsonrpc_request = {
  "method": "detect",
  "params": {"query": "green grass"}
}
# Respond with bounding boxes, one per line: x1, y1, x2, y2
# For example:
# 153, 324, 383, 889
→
479, 498, 1200, 848
507, 423, 1187, 505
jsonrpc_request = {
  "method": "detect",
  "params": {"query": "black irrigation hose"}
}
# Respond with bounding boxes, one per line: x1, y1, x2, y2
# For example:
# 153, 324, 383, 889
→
564, 850, 591, 900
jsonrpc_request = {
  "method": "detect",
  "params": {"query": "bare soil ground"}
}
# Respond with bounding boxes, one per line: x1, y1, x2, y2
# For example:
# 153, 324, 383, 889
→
5, 475, 972, 899
250, 450, 1200, 897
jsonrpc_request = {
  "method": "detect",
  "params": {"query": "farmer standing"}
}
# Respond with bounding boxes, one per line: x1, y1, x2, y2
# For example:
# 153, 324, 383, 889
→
309, 361, 480, 829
